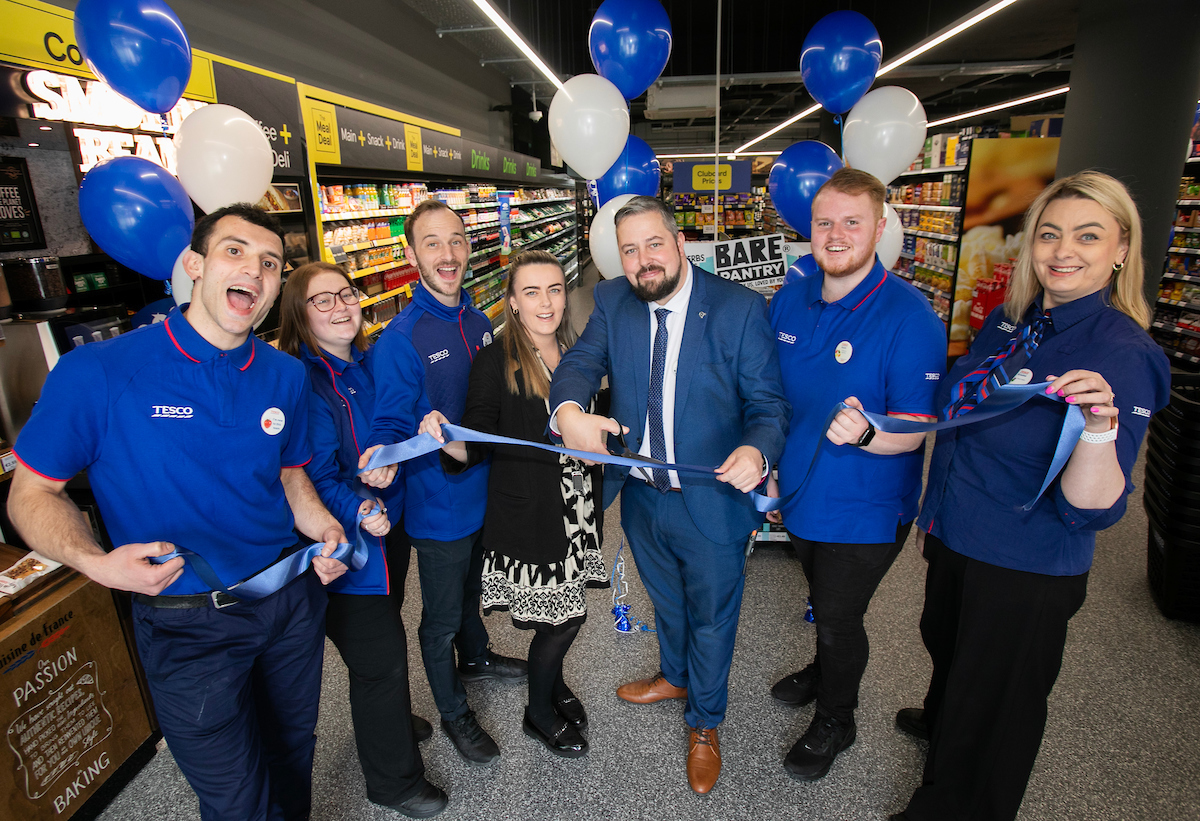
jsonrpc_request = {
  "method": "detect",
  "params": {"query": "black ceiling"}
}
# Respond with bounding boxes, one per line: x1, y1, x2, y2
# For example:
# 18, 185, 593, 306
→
403, 0, 1079, 153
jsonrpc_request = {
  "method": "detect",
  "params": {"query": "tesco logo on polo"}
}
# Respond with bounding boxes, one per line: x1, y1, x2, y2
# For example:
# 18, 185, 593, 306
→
151, 405, 193, 419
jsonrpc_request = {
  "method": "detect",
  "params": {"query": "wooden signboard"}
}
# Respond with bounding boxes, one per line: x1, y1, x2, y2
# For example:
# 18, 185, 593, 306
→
1, 571, 152, 820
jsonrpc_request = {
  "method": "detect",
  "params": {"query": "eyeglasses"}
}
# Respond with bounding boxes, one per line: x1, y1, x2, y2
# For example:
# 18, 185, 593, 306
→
307, 287, 362, 312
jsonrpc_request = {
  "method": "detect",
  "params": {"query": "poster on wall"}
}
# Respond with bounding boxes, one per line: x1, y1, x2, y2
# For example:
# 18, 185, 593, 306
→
954, 137, 1060, 342
684, 234, 807, 296
0, 156, 46, 251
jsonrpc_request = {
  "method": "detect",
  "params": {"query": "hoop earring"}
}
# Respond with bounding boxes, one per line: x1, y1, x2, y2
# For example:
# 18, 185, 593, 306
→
1112, 261, 1125, 272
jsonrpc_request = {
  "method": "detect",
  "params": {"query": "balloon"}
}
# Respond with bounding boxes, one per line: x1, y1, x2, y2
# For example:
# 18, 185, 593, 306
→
549, 74, 630, 180
594, 135, 660, 206
74, 0, 192, 114
799, 11, 882, 114
878, 204, 903, 271
175, 104, 274, 213
589, 194, 637, 279
171, 246, 192, 306
768, 141, 844, 238
783, 253, 820, 286
843, 87, 928, 185
78, 156, 194, 280
589, 0, 673, 100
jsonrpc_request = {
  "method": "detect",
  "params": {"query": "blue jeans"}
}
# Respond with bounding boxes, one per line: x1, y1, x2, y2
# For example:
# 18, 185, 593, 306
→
411, 530, 491, 720
621, 481, 748, 729
132, 572, 327, 821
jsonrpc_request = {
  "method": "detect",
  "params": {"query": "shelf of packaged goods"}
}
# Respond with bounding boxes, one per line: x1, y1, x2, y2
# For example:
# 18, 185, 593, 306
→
1164, 347, 1200, 365
512, 195, 573, 205
898, 165, 967, 177
1174, 226, 1200, 233
347, 261, 408, 281
513, 211, 576, 230
898, 252, 957, 277
1167, 247, 1200, 255
909, 279, 949, 298
902, 228, 959, 242
445, 199, 498, 211
364, 318, 391, 336
515, 230, 570, 253
1158, 297, 1200, 308
359, 283, 413, 310
467, 220, 501, 233
1177, 200, 1200, 206
322, 207, 411, 220
563, 257, 580, 285
335, 235, 406, 254
470, 242, 502, 262
891, 203, 962, 212
1152, 321, 1200, 340
1161, 272, 1200, 283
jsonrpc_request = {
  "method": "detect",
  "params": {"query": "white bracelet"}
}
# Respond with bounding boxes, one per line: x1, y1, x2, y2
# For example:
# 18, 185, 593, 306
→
1079, 420, 1118, 444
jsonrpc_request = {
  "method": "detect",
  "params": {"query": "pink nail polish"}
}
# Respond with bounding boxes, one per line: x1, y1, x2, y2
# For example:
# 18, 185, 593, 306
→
1057, 390, 1065, 397
1090, 407, 1101, 413
1066, 396, 1077, 403
1045, 386, 1055, 394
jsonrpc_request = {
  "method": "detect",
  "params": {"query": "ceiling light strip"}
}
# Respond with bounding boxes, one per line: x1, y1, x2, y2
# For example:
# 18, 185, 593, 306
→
470, 0, 564, 91
926, 85, 1069, 127
657, 151, 783, 159
737, 0, 1026, 153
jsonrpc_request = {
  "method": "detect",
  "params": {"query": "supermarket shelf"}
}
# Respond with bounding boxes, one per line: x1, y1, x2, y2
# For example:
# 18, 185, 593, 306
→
898, 165, 966, 177
336, 235, 406, 254
1174, 226, 1200, 233
359, 283, 412, 309
364, 317, 392, 336
1188, 157, 1200, 164
1165, 348, 1200, 365
467, 220, 501, 233
515, 230, 569, 253
513, 211, 575, 230
323, 207, 410, 220
1152, 321, 1200, 341
1158, 297, 1200, 308
1167, 247, 1200, 256
902, 227, 959, 242
348, 261, 407, 281
1177, 200, 1200, 206
911, 280, 947, 297
512, 195, 573, 205
446, 199, 498, 211
891, 203, 962, 213
1162, 272, 1200, 283
898, 251, 957, 276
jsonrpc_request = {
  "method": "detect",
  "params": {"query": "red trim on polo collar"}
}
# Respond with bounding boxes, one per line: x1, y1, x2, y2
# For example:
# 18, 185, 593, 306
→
850, 270, 887, 311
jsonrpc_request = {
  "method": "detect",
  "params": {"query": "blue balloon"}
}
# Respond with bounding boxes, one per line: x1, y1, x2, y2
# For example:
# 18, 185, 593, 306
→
594, 135, 661, 206
799, 10, 882, 114
768, 141, 844, 239
589, 0, 673, 100
783, 254, 821, 286
74, 0, 192, 114
78, 157, 195, 281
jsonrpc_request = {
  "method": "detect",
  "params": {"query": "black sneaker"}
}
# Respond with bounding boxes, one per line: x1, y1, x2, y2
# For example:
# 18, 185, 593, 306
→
895, 707, 929, 740
458, 650, 528, 682
771, 664, 819, 706
412, 714, 433, 743
441, 710, 500, 765
385, 780, 448, 819
783, 712, 857, 781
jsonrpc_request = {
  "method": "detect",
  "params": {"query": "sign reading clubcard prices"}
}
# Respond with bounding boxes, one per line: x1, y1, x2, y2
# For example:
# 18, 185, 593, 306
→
673, 160, 752, 194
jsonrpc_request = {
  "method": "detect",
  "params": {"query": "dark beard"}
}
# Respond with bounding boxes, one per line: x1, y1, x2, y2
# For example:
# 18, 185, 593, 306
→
630, 263, 682, 303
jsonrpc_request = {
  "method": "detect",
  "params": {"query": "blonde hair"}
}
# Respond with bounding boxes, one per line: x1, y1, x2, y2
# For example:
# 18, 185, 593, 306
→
501, 250, 577, 399
278, 262, 369, 358
1004, 170, 1151, 329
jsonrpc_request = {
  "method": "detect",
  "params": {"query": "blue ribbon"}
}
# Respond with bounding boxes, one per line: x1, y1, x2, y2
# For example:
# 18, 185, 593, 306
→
149, 502, 376, 600
362, 382, 1085, 514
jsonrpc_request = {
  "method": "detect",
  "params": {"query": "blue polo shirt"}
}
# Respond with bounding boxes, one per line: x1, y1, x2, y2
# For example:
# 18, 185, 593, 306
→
14, 313, 312, 594
769, 259, 947, 543
919, 290, 1171, 576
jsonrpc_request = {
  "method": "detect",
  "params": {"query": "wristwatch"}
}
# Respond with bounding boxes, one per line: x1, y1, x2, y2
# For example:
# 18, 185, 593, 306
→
851, 422, 877, 448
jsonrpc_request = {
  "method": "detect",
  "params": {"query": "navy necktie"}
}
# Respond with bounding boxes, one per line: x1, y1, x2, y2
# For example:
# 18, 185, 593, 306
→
648, 308, 671, 492
944, 310, 1050, 419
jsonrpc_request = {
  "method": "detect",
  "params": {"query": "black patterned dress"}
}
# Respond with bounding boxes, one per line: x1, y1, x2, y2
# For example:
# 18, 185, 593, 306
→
445, 341, 607, 629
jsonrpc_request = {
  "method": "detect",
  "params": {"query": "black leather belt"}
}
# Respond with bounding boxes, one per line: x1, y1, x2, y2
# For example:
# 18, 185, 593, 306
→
132, 590, 242, 609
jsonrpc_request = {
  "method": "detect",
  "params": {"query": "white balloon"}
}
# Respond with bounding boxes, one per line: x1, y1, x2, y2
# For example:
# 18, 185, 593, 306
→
175, 104, 274, 213
549, 75, 630, 180
843, 87, 928, 186
878, 203, 903, 271
171, 247, 193, 306
589, 194, 636, 280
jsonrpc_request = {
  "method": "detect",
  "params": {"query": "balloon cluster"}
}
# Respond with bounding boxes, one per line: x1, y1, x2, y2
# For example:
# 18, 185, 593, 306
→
73, 0, 274, 287
550, 0, 671, 279
770, 10, 928, 273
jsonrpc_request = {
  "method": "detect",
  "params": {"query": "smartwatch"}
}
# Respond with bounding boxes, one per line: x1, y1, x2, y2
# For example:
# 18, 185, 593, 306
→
851, 422, 877, 448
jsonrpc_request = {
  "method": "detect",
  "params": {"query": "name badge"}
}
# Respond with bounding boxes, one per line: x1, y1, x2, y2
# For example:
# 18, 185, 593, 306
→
834, 340, 853, 364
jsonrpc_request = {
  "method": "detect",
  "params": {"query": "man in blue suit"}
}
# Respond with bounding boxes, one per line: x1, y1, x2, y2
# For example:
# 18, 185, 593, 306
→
550, 196, 789, 794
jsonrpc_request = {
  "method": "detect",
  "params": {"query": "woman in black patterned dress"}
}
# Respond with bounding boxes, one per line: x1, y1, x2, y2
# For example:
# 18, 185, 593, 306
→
420, 250, 606, 758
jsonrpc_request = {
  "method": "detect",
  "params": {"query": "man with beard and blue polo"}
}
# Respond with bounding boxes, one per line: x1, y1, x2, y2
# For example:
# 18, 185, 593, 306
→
766, 168, 946, 782
8, 204, 349, 821
361, 198, 526, 765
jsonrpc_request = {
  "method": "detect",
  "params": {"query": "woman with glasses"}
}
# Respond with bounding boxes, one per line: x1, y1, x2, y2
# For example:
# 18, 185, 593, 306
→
419, 250, 607, 758
279, 262, 447, 819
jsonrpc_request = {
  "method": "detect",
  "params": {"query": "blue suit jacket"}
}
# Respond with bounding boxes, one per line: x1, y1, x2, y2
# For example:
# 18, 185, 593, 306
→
550, 266, 790, 546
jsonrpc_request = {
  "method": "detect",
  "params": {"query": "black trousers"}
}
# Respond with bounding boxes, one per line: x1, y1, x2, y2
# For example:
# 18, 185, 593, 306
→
903, 534, 1088, 821
324, 526, 426, 807
788, 520, 910, 722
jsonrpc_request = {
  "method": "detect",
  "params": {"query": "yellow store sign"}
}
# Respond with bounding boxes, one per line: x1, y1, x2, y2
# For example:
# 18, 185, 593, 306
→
692, 164, 733, 191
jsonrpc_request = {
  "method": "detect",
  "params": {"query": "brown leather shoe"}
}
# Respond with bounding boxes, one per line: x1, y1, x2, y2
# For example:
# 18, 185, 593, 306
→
616, 672, 687, 704
687, 727, 721, 794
